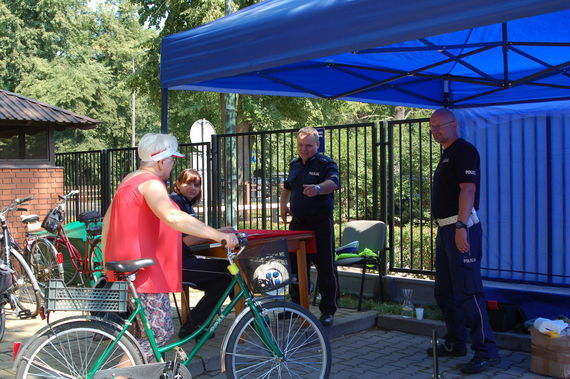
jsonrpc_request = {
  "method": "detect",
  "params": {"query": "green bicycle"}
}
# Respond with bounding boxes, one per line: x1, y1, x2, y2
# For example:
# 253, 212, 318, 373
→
14, 236, 331, 378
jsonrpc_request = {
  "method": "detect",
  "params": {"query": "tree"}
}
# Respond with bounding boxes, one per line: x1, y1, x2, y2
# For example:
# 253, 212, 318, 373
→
1, 0, 158, 150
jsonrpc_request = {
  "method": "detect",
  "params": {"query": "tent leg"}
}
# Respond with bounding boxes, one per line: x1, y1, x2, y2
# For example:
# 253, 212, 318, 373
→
161, 88, 168, 134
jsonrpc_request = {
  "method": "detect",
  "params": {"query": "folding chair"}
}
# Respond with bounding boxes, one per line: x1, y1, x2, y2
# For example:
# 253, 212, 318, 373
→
313, 220, 387, 311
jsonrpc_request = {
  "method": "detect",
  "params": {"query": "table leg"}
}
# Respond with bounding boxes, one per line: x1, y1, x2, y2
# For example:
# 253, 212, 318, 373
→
181, 286, 190, 324
296, 240, 309, 309
235, 282, 244, 314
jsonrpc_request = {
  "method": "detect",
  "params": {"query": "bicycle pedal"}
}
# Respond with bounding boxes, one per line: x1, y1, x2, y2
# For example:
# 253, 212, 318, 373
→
17, 309, 33, 319
174, 346, 188, 361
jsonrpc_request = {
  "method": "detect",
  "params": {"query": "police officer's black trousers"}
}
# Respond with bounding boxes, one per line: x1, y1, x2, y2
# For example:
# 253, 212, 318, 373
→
434, 223, 499, 359
289, 216, 338, 315
182, 254, 232, 325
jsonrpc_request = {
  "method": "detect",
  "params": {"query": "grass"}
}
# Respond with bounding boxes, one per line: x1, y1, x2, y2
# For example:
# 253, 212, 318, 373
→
338, 294, 443, 321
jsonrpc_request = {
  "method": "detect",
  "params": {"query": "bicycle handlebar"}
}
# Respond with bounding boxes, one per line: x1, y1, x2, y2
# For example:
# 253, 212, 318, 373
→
186, 232, 248, 253
15, 196, 33, 205
58, 190, 79, 201
1, 196, 33, 216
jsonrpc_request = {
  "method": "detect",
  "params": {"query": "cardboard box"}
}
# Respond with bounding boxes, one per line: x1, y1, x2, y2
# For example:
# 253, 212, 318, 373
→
530, 327, 570, 378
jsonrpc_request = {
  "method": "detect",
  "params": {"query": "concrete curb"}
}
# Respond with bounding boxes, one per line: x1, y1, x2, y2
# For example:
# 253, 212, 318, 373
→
377, 314, 532, 353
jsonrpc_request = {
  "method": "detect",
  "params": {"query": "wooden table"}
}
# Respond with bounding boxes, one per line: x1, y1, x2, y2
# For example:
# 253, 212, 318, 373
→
180, 229, 316, 322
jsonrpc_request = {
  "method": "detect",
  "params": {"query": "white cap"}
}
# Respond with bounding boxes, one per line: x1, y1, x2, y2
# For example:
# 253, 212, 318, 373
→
142, 146, 184, 162
138, 133, 184, 162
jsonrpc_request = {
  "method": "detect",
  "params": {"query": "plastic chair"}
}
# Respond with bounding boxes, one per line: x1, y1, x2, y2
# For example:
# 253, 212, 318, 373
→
331, 220, 387, 311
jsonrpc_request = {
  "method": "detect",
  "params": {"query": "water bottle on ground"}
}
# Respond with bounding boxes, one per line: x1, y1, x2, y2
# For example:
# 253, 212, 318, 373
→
401, 288, 414, 318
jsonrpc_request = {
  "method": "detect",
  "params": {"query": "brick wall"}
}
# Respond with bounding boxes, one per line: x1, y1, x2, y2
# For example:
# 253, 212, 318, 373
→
0, 168, 64, 243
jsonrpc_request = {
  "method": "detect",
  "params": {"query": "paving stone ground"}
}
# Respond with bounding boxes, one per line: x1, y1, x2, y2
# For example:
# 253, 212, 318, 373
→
0, 291, 548, 378
194, 328, 547, 379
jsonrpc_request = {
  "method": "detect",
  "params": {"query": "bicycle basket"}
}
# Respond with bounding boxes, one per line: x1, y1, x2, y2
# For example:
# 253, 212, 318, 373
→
236, 239, 291, 294
45, 279, 128, 313
42, 208, 63, 234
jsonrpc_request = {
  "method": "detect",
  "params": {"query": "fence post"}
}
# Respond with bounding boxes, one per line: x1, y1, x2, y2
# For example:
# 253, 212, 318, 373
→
210, 135, 221, 228
260, 134, 267, 229
100, 149, 110, 214
373, 122, 379, 221
386, 120, 394, 273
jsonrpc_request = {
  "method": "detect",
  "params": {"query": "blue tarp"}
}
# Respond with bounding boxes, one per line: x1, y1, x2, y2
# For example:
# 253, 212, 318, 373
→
160, 0, 570, 109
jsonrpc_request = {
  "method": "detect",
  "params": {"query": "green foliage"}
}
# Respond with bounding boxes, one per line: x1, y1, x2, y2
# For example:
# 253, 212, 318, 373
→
392, 119, 440, 224
392, 223, 437, 272
0, 0, 157, 150
0, 0, 428, 155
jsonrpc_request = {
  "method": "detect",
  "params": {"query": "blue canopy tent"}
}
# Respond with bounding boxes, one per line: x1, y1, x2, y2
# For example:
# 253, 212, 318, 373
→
160, 0, 570, 316
161, 0, 570, 109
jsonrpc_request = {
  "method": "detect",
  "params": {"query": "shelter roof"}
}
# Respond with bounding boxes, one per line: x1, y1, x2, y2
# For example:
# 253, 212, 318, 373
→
0, 89, 99, 129
160, 0, 570, 109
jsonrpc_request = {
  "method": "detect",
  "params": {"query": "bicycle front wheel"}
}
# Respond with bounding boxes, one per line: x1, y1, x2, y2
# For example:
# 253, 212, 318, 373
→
225, 301, 331, 379
0, 300, 5, 341
29, 238, 64, 285
16, 320, 145, 379
10, 249, 41, 317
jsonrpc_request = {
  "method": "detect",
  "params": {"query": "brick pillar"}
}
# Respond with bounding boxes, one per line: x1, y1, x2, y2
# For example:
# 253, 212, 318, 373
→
0, 168, 64, 244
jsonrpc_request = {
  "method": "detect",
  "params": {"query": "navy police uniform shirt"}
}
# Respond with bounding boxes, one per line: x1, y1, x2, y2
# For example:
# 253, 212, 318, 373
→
431, 138, 480, 219
284, 153, 340, 222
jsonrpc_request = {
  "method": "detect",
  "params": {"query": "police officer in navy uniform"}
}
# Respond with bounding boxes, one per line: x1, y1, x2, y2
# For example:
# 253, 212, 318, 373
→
279, 127, 339, 326
429, 109, 500, 374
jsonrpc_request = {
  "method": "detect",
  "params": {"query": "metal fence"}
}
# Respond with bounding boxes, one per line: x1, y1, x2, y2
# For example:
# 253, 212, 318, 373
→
210, 124, 379, 232
384, 118, 440, 276
55, 119, 570, 285
54, 121, 441, 279
55, 123, 381, 248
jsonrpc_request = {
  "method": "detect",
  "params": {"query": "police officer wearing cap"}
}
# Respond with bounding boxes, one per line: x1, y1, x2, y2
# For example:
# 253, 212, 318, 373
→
429, 109, 500, 374
279, 127, 339, 326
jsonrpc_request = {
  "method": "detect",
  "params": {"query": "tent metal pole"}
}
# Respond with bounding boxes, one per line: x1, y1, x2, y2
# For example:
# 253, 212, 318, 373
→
161, 88, 168, 134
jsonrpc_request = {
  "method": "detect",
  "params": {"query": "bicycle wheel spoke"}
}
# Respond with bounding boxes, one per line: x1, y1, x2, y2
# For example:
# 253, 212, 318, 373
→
16, 321, 144, 378
225, 301, 331, 379
23, 355, 75, 379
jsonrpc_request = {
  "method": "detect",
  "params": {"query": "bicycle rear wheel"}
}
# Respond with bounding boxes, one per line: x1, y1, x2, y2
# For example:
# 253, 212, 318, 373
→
29, 238, 64, 286
54, 241, 79, 286
225, 301, 331, 379
15, 319, 145, 379
9, 249, 41, 318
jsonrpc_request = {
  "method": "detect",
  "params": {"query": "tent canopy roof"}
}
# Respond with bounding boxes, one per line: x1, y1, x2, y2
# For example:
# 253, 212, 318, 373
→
160, 0, 570, 109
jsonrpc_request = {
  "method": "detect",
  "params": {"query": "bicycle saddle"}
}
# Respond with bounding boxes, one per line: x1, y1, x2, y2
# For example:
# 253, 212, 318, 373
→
20, 214, 40, 223
105, 258, 156, 272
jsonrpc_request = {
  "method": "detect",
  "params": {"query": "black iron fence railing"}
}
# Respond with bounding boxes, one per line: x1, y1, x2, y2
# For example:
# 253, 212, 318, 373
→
55, 123, 381, 254
55, 119, 570, 285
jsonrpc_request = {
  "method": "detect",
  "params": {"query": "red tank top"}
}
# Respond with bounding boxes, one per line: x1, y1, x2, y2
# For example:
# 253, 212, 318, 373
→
104, 173, 181, 293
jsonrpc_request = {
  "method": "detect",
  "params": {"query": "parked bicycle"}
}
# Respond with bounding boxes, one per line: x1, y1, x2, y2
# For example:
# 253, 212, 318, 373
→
43, 190, 103, 286
15, 236, 332, 378
0, 262, 13, 341
0, 197, 43, 318
19, 214, 64, 287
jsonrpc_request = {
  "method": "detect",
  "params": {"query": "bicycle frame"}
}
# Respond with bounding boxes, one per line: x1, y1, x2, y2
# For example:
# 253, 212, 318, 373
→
0, 198, 43, 314
52, 226, 91, 273
87, 255, 284, 379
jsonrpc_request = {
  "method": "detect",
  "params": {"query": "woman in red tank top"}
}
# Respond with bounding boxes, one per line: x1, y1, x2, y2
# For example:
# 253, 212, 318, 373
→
101, 133, 239, 360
